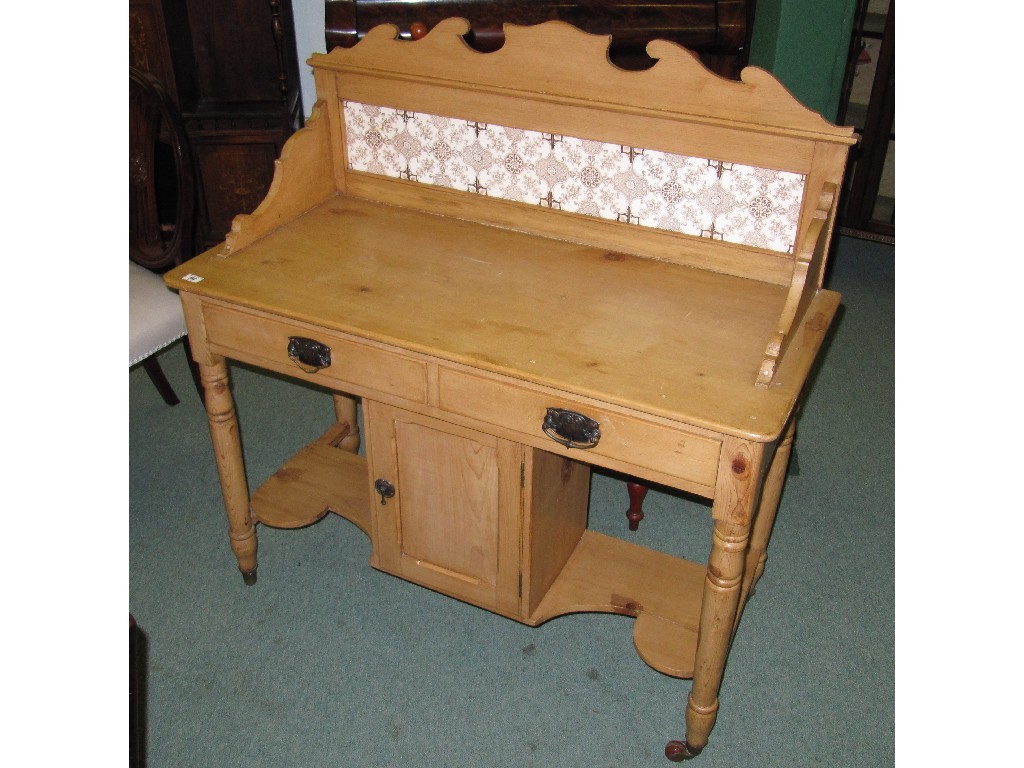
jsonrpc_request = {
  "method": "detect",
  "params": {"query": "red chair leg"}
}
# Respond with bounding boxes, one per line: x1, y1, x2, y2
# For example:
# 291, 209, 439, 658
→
626, 480, 648, 531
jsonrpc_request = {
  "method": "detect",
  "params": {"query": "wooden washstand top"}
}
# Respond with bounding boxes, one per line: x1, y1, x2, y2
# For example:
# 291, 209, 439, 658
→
170, 194, 838, 441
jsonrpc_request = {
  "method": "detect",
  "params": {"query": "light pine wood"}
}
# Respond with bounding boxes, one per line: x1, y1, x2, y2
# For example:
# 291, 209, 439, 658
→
345, 173, 797, 286
310, 18, 854, 325
190, 19, 855, 388
528, 529, 707, 678
757, 183, 838, 386
200, 300, 429, 405
681, 519, 750, 756
331, 394, 361, 453
522, 450, 591, 617
438, 367, 722, 491
221, 99, 338, 256
167, 198, 839, 441
161, 20, 853, 758
312, 68, 348, 196
711, 435, 767, 527
313, 19, 852, 141
250, 422, 370, 534
365, 401, 523, 617
670, 436, 764, 755
395, 419, 501, 584
733, 416, 797, 635
199, 357, 257, 584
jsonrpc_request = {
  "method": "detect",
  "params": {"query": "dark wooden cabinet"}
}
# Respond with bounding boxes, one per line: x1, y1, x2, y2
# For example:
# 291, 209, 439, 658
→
837, 0, 894, 241
325, 0, 756, 77
129, 0, 304, 249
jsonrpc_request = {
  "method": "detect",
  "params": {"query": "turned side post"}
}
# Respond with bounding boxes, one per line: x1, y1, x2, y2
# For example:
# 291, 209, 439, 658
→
331, 393, 361, 453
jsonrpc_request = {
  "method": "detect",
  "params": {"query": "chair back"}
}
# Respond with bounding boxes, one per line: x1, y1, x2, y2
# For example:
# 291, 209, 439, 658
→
129, 67, 195, 271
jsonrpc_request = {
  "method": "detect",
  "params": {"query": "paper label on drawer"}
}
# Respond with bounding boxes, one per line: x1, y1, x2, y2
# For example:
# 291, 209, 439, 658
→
181, 273, 204, 283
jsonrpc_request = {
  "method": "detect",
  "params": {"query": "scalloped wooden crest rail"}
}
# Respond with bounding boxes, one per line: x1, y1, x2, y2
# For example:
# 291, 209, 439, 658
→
310, 18, 857, 144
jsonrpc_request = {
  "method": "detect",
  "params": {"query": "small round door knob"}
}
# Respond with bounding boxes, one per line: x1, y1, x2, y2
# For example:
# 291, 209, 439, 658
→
374, 478, 396, 505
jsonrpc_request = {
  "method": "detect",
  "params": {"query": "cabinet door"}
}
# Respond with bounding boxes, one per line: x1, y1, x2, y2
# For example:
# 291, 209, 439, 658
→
365, 401, 524, 618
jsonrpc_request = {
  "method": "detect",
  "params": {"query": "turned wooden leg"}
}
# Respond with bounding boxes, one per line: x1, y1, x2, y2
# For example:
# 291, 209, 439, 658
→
331, 393, 361, 453
667, 437, 762, 760
625, 480, 648, 531
733, 418, 797, 634
666, 519, 750, 760
201, 358, 258, 585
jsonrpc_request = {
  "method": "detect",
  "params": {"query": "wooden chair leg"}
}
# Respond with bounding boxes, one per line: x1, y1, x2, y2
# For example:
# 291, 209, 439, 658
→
625, 480, 648, 531
183, 336, 204, 405
141, 355, 180, 405
129, 614, 147, 768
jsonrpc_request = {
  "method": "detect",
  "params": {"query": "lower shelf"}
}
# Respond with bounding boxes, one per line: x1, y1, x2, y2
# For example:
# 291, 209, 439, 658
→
530, 530, 705, 679
251, 423, 705, 678
250, 422, 371, 535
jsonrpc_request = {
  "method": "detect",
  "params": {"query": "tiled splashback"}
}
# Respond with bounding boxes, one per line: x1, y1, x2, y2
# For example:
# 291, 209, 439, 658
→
344, 101, 805, 254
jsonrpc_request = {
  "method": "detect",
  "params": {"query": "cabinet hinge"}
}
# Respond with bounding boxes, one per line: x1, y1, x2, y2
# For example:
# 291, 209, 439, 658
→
520, 462, 525, 488
518, 573, 523, 597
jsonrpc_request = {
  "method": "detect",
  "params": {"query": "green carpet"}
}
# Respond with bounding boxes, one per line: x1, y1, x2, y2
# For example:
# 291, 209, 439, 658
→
129, 235, 894, 767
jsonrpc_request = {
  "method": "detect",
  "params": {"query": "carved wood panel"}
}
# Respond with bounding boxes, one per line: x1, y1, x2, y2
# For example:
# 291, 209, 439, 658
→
129, 0, 304, 249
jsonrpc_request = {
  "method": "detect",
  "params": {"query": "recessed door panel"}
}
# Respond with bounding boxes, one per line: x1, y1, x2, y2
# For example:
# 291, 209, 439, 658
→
395, 420, 500, 586
365, 401, 523, 617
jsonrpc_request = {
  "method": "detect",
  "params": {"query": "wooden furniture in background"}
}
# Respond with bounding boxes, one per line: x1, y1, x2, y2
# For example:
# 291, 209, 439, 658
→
129, 0, 304, 250
837, 0, 894, 241
325, 0, 755, 76
166, 21, 853, 759
129, 615, 146, 768
129, 66, 202, 405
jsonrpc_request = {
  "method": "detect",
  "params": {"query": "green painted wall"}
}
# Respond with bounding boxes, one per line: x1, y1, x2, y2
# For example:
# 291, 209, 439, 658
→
749, 0, 857, 121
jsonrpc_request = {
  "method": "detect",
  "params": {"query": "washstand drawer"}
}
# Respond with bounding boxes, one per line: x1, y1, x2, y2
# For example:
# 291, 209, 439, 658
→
437, 368, 721, 489
202, 303, 428, 403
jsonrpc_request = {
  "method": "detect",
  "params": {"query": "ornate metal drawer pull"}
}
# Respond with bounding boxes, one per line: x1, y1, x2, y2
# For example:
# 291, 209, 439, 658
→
542, 408, 601, 449
287, 336, 331, 373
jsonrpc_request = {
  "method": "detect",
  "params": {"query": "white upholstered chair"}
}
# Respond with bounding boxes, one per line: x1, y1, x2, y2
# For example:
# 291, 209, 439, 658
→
129, 261, 192, 404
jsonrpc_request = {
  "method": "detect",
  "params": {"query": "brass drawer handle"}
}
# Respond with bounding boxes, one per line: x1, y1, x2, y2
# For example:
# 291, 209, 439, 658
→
287, 336, 331, 373
543, 408, 601, 449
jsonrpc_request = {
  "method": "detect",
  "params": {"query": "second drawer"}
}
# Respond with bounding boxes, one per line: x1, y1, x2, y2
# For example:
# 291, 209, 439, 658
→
437, 368, 721, 492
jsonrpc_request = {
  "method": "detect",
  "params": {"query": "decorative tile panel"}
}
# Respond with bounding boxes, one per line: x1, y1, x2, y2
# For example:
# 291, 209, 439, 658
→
343, 101, 805, 254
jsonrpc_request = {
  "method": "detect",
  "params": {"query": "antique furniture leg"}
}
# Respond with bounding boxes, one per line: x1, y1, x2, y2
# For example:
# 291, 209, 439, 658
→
332, 393, 361, 453
142, 356, 180, 406
183, 336, 205, 404
734, 417, 797, 634
201, 356, 258, 585
625, 480, 648, 531
666, 438, 763, 761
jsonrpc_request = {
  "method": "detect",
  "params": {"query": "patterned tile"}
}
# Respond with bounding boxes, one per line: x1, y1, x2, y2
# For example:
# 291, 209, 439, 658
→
344, 101, 805, 254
